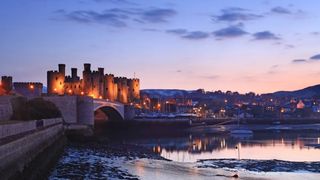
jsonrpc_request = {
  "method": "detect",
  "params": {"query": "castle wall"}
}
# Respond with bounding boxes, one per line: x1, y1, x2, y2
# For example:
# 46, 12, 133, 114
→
88, 71, 103, 98
64, 80, 83, 95
13, 82, 43, 98
1, 76, 13, 95
115, 77, 128, 104
104, 74, 115, 101
47, 71, 65, 95
113, 83, 118, 102
127, 78, 140, 102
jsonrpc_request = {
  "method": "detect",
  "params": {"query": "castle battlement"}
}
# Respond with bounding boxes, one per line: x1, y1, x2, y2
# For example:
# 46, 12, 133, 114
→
13, 82, 43, 87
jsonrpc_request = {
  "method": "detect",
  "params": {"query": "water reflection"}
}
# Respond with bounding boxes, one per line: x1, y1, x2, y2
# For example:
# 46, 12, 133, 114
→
127, 132, 320, 162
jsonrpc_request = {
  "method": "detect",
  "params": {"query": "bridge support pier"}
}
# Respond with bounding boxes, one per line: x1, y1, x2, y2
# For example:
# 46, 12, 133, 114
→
44, 96, 94, 136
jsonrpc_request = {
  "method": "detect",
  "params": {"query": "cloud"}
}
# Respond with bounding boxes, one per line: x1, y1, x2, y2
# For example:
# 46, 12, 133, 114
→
271, 6, 291, 14
285, 44, 295, 49
182, 31, 209, 40
212, 7, 263, 22
56, 9, 129, 27
142, 28, 161, 32
292, 59, 307, 63
166, 29, 187, 35
291, 54, 320, 64
199, 75, 220, 80
93, 0, 138, 5
141, 9, 176, 23
55, 7, 177, 27
252, 31, 280, 40
213, 26, 248, 38
166, 29, 209, 40
310, 54, 320, 60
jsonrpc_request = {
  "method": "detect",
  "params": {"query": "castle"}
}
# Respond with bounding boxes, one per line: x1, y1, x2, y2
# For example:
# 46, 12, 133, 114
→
47, 63, 140, 104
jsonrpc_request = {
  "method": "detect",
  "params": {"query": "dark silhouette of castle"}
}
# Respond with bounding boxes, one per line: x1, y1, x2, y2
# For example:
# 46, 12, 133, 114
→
47, 64, 140, 104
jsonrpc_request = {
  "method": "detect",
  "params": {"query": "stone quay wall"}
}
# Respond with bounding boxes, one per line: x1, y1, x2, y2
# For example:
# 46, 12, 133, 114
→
0, 118, 64, 180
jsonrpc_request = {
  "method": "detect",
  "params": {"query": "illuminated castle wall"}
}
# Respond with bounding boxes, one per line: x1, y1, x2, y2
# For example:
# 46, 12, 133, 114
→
47, 63, 140, 104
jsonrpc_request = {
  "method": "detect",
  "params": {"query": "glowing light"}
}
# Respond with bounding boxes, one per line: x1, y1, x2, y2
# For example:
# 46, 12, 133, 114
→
54, 88, 57, 92
29, 84, 34, 89
81, 91, 84, 95
99, 95, 103, 99
68, 89, 72, 94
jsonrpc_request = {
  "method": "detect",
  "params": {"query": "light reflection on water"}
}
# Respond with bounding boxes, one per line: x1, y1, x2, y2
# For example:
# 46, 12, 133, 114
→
128, 132, 320, 162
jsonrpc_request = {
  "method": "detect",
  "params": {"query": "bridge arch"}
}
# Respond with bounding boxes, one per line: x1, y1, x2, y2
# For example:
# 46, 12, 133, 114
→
93, 99, 125, 121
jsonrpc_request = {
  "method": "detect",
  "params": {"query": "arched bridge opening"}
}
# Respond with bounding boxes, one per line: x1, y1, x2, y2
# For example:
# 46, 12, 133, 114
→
94, 106, 124, 122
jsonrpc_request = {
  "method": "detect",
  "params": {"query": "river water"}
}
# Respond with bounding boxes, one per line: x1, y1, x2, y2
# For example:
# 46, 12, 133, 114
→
49, 126, 320, 179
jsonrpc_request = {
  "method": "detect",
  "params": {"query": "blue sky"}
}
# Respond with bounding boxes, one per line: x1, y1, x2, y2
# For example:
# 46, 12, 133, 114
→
1, 0, 320, 93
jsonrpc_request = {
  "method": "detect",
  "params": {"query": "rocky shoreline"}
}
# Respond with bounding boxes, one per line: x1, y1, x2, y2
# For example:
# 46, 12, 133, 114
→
49, 138, 167, 180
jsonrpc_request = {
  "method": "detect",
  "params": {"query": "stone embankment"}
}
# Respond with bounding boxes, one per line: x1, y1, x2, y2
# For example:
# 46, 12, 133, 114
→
0, 118, 64, 180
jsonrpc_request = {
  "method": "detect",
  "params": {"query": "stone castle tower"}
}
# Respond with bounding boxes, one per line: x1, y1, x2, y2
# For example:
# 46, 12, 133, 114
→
47, 64, 65, 95
47, 63, 140, 104
0, 76, 13, 94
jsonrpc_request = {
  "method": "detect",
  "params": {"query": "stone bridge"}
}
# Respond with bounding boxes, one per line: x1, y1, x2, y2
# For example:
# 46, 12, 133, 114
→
44, 96, 130, 128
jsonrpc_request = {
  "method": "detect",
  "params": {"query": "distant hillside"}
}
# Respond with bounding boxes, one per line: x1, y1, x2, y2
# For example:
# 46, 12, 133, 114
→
141, 89, 193, 98
265, 84, 320, 98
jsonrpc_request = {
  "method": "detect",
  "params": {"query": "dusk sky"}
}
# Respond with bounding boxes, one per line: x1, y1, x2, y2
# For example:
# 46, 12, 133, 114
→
1, 0, 320, 93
